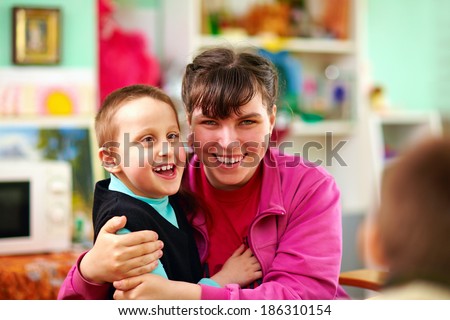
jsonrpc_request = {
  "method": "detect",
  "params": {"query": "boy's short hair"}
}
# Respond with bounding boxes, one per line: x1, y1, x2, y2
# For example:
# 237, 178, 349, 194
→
379, 137, 450, 286
95, 84, 179, 148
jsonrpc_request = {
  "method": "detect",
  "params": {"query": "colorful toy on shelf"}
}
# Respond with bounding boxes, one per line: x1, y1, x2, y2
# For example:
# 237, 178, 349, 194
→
39, 87, 76, 115
98, 0, 161, 102
258, 48, 324, 124
370, 86, 389, 113
258, 48, 301, 119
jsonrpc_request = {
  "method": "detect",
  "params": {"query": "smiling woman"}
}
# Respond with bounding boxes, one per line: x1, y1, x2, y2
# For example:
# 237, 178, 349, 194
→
189, 93, 275, 190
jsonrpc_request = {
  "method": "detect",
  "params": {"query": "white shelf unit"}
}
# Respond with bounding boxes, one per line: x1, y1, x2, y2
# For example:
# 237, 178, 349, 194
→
368, 111, 443, 199
198, 35, 356, 54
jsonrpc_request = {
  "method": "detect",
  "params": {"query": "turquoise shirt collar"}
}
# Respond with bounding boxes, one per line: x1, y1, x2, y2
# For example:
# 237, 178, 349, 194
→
108, 174, 177, 227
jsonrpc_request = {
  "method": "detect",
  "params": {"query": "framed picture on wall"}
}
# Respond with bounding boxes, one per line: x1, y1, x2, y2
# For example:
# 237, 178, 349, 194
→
12, 7, 61, 65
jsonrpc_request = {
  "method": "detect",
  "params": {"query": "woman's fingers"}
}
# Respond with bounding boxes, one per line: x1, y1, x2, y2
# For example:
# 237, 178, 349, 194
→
119, 230, 159, 247
122, 249, 163, 276
100, 216, 127, 235
113, 274, 144, 291
117, 237, 164, 262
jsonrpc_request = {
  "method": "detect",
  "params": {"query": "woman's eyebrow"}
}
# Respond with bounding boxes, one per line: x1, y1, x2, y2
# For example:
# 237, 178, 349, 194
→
237, 112, 262, 119
193, 112, 262, 120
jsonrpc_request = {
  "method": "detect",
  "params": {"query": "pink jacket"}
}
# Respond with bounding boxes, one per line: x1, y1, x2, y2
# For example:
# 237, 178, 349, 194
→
58, 149, 347, 300
189, 149, 346, 299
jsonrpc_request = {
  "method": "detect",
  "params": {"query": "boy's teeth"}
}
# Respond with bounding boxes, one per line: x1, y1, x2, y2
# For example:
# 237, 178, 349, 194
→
154, 165, 173, 172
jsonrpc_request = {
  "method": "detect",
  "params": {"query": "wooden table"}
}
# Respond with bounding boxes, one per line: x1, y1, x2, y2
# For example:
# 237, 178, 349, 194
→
339, 268, 388, 291
0, 251, 80, 299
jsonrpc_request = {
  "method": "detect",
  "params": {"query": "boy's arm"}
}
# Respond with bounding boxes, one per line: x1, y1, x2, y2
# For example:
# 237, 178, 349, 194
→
198, 244, 262, 288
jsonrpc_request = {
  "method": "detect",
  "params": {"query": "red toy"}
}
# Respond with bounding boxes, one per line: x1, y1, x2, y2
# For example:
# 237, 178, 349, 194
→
98, 0, 161, 103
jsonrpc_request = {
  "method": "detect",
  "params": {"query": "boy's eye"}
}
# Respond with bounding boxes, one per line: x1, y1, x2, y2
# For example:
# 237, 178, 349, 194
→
141, 136, 155, 144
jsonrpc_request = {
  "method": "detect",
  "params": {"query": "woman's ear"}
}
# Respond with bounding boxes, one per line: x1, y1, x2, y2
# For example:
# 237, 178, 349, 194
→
186, 113, 192, 128
98, 147, 121, 174
269, 105, 277, 133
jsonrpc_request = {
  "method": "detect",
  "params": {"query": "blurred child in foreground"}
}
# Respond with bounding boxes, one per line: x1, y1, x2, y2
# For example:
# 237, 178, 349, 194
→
364, 137, 450, 299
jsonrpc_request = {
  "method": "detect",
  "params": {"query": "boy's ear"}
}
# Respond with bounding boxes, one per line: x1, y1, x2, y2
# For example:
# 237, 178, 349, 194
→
358, 215, 388, 269
366, 220, 389, 268
98, 147, 121, 174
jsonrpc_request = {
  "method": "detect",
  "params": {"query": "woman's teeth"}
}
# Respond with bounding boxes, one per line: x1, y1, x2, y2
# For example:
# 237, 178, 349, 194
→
216, 156, 243, 164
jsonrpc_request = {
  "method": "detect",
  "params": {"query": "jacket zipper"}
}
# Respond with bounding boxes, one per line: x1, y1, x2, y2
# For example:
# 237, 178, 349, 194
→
247, 210, 285, 277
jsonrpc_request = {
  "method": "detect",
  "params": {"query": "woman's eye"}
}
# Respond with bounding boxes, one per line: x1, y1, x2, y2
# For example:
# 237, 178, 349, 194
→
241, 120, 255, 125
167, 133, 180, 141
202, 120, 217, 126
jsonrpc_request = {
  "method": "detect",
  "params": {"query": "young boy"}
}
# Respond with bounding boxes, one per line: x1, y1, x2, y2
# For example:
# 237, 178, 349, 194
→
91, 84, 261, 298
364, 137, 450, 299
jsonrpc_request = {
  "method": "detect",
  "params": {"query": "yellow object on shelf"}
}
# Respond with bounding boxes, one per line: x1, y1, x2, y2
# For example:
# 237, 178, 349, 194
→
261, 36, 287, 52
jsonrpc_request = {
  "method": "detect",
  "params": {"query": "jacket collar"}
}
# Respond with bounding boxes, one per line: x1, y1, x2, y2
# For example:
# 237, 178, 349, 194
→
257, 148, 286, 217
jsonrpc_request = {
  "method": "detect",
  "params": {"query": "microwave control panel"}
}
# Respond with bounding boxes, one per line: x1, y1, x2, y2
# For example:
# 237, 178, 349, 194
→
43, 162, 72, 246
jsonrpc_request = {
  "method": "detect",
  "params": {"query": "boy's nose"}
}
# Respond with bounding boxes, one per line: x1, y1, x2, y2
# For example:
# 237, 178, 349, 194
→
157, 141, 172, 157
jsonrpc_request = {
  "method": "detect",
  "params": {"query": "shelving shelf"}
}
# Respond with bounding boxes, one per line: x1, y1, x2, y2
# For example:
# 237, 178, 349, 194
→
291, 119, 355, 136
0, 116, 94, 127
368, 110, 443, 198
198, 35, 355, 54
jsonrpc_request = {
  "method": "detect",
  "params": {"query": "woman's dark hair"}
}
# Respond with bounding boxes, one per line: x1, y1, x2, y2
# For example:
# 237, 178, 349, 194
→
182, 47, 279, 120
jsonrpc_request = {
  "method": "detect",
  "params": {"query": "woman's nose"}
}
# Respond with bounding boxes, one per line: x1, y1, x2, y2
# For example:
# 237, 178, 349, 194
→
217, 126, 238, 148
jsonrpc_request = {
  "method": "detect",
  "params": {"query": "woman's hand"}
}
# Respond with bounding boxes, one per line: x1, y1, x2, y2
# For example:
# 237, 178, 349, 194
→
211, 244, 262, 287
80, 216, 164, 284
113, 274, 201, 300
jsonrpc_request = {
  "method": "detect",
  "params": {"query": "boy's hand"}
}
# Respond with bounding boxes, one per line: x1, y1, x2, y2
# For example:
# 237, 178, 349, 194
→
80, 216, 164, 284
210, 244, 262, 287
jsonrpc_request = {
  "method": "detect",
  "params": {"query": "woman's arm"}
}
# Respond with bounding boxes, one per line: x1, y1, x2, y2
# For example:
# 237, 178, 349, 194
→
58, 216, 163, 299
114, 274, 201, 300
112, 177, 345, 300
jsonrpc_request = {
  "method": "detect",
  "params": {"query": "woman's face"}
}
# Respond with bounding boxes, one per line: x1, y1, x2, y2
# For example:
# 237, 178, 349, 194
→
189, 94, 276, 190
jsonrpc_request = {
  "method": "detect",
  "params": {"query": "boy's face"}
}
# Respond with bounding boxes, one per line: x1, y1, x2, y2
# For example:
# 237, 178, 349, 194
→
103, 96, 185, 198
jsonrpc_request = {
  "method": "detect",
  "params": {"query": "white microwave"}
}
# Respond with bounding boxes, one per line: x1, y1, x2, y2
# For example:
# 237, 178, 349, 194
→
0, 160, 72, 255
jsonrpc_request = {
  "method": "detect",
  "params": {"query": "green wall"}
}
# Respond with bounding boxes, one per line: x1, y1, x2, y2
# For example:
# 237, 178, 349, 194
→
367, 0, 450, 112
0, 0, 96, 67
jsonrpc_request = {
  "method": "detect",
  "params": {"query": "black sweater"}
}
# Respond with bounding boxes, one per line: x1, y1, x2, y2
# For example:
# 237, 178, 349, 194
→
92, 179, 203, 298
